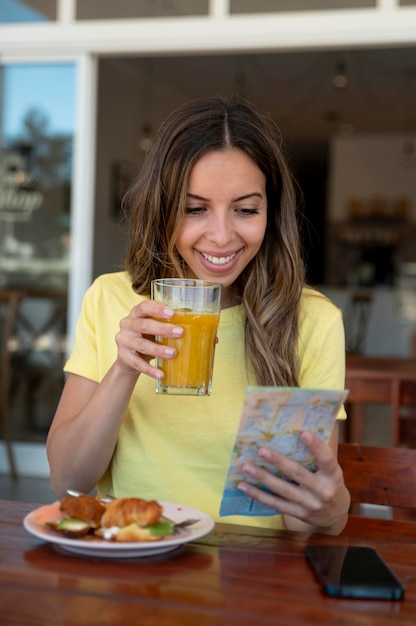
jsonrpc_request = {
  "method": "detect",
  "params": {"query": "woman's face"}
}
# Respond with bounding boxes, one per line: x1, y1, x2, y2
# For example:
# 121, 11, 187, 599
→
175, 148, 268, 307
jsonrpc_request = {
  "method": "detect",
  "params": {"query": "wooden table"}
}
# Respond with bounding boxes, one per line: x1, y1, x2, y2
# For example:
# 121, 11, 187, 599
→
2, 499, 416, 625
345, 354, 416, 445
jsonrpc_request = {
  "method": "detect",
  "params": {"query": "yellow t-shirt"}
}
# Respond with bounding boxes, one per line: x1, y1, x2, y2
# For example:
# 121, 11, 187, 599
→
65, 271, 346, 529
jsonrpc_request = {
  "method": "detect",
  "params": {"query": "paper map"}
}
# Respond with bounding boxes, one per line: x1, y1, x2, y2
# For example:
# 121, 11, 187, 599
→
219, 386, 349, 517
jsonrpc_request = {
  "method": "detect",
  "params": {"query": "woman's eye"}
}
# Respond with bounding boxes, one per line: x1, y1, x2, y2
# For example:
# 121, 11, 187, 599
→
185, 207, 206, 215
238, 208, 260, 216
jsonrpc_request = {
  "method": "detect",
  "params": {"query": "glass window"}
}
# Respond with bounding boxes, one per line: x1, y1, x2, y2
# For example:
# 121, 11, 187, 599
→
0, 0, 56, 23
230, 0, 376, 12
0, 62, 74, 444
76, 0, 208, 20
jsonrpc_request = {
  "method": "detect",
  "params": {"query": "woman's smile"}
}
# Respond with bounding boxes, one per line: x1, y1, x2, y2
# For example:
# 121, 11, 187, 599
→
198, 249, 242, 271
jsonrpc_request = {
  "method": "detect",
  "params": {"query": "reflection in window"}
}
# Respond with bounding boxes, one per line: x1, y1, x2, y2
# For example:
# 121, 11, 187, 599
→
0, 0, 56, 23
76, 0, 208, 20
0, 63, 74, 291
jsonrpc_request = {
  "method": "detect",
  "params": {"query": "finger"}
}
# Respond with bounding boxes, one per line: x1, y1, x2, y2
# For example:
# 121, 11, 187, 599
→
241, 459, 317, 510
117, 332, 176, 379
256, 432, 338, 487
120, 314, 184, 341
131, 299, 175, 320
237, 479, 309, 519
245, 440, 344, 508
126, 350, 165, 380
116, 327, 178, 364
134, 335, 177, 363
299, 431, 339, 475
255, 446, 318, 490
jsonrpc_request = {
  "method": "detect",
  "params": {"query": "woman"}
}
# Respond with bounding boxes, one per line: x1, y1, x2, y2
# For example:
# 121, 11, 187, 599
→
47, 96, 350, 535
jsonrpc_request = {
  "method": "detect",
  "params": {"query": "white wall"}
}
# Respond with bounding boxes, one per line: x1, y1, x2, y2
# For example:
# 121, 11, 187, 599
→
322, 286, 416, 357
93, 61, 143, 278
92, 58, 193, 278
328, 133, 416, 223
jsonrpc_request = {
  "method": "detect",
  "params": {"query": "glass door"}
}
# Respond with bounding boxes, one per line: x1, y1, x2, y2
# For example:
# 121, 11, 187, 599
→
0, 62, 75, 443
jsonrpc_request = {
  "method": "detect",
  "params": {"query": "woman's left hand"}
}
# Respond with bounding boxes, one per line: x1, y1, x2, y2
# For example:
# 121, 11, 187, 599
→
237, 429, 350, 535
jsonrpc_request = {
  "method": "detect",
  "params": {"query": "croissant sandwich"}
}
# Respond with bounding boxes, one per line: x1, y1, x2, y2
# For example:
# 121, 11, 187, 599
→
98, 497, 166, 542
48, 494, 173, 542
60, 494, 105, 528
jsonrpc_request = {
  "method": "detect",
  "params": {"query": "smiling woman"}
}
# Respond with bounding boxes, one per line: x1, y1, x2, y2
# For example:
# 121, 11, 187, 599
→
46, 95, 350, 537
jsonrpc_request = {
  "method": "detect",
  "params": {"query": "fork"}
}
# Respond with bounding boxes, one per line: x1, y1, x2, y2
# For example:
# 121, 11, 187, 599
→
164, 517, 200, 534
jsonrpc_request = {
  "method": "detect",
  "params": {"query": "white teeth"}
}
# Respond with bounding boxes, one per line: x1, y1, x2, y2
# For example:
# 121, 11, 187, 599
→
202, 252, 236, 265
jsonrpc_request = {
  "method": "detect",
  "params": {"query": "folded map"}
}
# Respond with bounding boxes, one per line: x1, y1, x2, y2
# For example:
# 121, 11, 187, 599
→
219, 386, 349, 517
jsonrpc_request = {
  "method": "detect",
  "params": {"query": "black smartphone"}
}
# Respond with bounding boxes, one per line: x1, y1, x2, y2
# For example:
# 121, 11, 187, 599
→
305, 544, 404, 600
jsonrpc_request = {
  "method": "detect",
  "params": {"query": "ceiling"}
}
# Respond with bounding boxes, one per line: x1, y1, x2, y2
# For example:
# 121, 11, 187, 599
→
115, 45, 416, 144
10, 2, 416, 142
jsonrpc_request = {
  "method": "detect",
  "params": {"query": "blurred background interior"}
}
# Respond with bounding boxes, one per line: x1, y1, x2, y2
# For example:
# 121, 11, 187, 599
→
1, 0, 416, 501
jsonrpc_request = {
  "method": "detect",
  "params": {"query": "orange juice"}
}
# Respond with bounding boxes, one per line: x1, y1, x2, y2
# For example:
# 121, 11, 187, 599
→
156, 311, 219, 393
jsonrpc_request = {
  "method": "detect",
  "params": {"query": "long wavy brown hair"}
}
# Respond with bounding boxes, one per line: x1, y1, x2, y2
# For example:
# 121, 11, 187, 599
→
124, 96, 305, 386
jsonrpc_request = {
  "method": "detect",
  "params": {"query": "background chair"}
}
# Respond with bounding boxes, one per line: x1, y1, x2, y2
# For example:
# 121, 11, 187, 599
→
338, 442, 416, 520
0, 287, 66, 479
0, 289, 25, 479
345, 354, 416, 446
398, 332, 416, 445
9, 288, 67, 436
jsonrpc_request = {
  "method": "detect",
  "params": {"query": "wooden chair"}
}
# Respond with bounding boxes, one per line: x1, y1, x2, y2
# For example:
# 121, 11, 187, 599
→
0, 289, 26, 479
9, 288, 67, 435
345, 354, 416, 446
399, 382, 416, 445
338, 442, 416, 520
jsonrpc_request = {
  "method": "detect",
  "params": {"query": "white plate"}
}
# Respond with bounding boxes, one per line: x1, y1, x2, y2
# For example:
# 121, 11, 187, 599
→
23, 501, 214, 559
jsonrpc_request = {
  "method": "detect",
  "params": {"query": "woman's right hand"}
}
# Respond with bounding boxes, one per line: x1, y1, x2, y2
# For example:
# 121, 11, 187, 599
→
115, 300, 184, 380
48, 300, 184, 498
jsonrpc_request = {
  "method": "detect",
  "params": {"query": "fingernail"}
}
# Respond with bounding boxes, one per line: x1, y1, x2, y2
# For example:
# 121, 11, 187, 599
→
164, 307, 174, 317
172, 327, 183, 336
301, 431, 313, 443
242, 462, 256, 476
237, 482, 248, 492
164, 347, 175, 356
258, 447, 271, 460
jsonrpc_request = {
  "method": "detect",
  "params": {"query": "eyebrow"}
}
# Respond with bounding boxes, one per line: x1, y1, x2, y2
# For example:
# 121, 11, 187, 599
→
187, 192, 263, 202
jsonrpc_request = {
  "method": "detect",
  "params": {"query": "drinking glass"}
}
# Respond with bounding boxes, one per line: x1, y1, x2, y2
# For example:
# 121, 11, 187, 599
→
151, 278, 222, 395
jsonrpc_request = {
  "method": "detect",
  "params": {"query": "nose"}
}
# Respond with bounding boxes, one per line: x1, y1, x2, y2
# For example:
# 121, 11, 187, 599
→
206, 212, 235, 246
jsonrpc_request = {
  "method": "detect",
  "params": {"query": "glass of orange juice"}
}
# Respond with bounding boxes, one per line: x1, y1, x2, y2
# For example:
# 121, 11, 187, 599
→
151, 278, 222, 395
